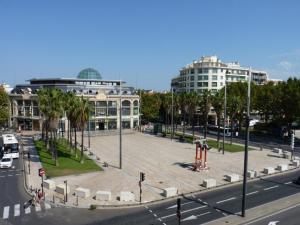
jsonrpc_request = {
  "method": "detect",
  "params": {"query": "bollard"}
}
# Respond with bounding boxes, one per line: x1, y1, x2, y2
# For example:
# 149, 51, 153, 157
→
260, 146, 263, 151
76, 196, 79, 206
53, 195, 55, 203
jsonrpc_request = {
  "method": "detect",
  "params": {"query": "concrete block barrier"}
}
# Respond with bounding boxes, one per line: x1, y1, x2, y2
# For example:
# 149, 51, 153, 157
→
56, 184, 70, 195
75, 187, 90, 198
263, 167, 275, 174
292, 160, 300, 167
277, 164, 288, 172
43, 179, 56, 190
247, 170, 257, 179
202, 179, 216, 188
96, 191, 111, 201
225, 174, 240, 182
120, 192, 135, 202
163, 187, 178, 197
273, 148, 283, 154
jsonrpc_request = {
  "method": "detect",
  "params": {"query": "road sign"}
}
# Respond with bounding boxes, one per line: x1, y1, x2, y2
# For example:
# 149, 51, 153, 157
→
39, 168, 45, 177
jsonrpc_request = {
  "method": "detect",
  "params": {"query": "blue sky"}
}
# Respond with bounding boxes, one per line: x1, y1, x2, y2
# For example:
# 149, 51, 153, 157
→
1, 0, 300, 90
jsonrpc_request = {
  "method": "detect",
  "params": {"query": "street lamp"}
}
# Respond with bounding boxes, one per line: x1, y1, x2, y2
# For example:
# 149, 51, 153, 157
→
222, 80, 227, 155
119, 80, 122, 169
242, 67, 251, 217
171, 87, 174, 141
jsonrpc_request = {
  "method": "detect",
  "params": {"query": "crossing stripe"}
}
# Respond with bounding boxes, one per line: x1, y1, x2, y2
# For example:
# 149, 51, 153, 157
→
3, 206, 9, 219
14, 204, 20, 217
35, 203, 41, 212
25, 206, 31, 214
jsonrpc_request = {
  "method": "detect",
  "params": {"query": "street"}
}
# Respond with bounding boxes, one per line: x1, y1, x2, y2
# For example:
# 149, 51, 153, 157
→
246, 204, 300, 225
2, 169, 298, 225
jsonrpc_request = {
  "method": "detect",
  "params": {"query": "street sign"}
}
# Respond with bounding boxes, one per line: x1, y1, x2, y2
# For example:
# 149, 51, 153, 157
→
39, 168, 45, 177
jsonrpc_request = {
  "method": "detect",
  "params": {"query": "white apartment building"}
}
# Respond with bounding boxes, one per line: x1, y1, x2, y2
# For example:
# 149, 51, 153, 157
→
171, 56, 267, 93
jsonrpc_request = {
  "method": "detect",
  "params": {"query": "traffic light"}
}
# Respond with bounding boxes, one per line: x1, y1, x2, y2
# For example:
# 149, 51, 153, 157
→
140, 172, 145, 182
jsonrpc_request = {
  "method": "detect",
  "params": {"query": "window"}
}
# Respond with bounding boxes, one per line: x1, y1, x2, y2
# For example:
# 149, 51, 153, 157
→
190, 82, 194, 87
198, 68, 202, 74
221, 76, 223, 80
108, 101, 117, 116
211, 89, 217, 93
198, 82, 208, 87
190, 69, 194, 74
133, 100, 139, 115
212, 82, 217, 87
212, 68, 218, 74
220, 82, 223, 86
122, 100, 131, 116
203, 68, 209, 74
96, 101, 107, 116
190, 76, 194, 81
203, 75, 208, 80
212, 75, 218, 80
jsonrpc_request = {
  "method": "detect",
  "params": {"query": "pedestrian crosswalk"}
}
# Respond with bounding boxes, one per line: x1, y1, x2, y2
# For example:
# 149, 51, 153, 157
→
1, 201, 52, 220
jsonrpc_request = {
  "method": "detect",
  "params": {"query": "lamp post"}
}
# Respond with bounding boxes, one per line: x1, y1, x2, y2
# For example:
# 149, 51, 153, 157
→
222, 80, 227, 155
242, 68, 251, 217
171, 87, 174, 141
119, 80, 122, 169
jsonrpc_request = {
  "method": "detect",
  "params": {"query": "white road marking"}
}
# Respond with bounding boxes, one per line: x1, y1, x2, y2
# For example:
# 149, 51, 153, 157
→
161, 205, 207, 219
284, 181, 292, 184
246, 191, 259, 196
8, 174, 13, 177
35, 203, 41, 212
216, 197, 236, 204
158, 218, 162, 221
167, 201, 194, 209
3, 206, 9, 219
25, 206, 31, 214
163, 223, 167, 225
15, 173, 22, 176
149, 209, 152, 213
181, 212, 211, 221
14, 204, 20, 217
0, 176, 5, 178
144, 205, 148, 209
264, 185, 279, 191
153, 213, 157, 217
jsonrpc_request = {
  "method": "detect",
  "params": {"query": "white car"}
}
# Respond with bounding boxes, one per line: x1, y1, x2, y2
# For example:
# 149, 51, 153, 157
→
0, 155, 13, 169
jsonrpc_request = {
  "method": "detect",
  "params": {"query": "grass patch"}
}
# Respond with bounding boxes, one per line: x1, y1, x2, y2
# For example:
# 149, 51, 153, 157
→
35, 139, 101, 178
207, 139, 253, 152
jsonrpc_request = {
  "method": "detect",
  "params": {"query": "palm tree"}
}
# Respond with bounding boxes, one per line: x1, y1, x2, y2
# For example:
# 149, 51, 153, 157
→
186, 92, 199, 140
179, 92, 188, 140
199, 90, 211, 138
161, 93, 172, 133
75, 96, 90, 164
227, 95, 242, 144
211, 91, 224, 149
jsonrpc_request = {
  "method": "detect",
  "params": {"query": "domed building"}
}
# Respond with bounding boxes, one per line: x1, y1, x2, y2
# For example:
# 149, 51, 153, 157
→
77, 68, 102, 80
9, 68, 140, 131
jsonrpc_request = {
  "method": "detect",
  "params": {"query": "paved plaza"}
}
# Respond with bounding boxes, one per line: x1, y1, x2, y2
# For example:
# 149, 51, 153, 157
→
42, 132, 293, 207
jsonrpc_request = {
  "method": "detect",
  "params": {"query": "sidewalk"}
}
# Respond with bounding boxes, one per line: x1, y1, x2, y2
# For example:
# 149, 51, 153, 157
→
21, 131, 299, 209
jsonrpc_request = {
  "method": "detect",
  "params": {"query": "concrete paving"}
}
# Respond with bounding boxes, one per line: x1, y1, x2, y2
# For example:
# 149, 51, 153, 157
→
42, 132, 294, 207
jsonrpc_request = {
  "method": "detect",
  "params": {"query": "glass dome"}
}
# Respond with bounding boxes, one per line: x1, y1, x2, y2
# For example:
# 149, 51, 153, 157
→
77, 68, 102, 80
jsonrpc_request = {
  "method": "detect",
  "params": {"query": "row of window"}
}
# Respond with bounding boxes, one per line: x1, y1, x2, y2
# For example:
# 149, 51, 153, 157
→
188, 82, 223, 88
180, 68, 249, 75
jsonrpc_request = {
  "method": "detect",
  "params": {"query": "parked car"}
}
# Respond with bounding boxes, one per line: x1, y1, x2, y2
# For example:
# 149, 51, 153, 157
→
0, 155, 13, 169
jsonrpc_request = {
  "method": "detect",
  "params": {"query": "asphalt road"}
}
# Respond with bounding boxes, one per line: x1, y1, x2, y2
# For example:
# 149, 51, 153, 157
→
7, 169, 298, 225
246, 204, 300, 225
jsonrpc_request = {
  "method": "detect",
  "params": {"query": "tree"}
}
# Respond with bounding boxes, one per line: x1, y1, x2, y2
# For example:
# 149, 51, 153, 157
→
199, 90, 211, 138
227, 95, 242, 144
141, 92, 161, 123
75, 96, 90, 164
0, 86, 10, 127
179, 92, 189, 139
211, 91, 224, 149
186, 92, 199, 140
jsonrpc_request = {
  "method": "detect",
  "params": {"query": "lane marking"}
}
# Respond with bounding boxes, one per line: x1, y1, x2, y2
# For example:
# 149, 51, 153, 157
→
14, 204, 20, 217
158, 218, 162, 221
8, 174, 13, 177
160, 205, 207, 219
149, 209, 152, 213
216, 197, 236, 204
167, 200, 194, 209
25, 206, 31, 214
284, 181, 292, 184
144, 205, 148, 209
0, 176, 5, 178
3, 206, 9, 219
264, 185, 279, 191
15, 173, 22, 176
163, 223, 167, 225
246, 191, 259, 196
153, 213, 157, 217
